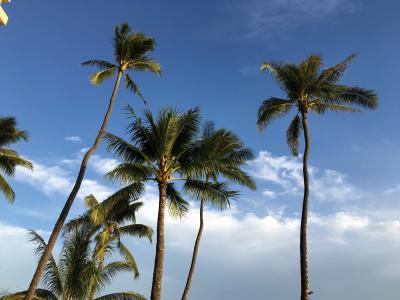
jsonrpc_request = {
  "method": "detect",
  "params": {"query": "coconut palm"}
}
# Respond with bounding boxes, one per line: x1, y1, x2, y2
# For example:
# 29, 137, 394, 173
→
6, 223, 146, 300
180, 123, 256, 300
65, 193, 153, 292
104, 106, 233, 300
0, 116, 32, 203
257, 54, 379, 300
25, 23, 161, 299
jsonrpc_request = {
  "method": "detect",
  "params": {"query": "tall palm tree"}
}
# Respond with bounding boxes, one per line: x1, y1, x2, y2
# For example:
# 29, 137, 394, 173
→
6, 223, 146, 300
104, 107, 230, 300
0, 116, 32, 203
180, 123, 256, 300
25, 23, 161, 300
257, 54, 378, 300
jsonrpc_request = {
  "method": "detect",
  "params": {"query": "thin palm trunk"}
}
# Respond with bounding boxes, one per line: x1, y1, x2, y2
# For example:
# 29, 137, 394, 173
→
181, 199, 204, 300
24, 71, 123, 300
300, 110, 311, 300
150, 182, 168, 300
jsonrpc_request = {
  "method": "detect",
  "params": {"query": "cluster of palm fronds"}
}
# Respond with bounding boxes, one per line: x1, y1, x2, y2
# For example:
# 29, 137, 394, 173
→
0, 22, 378, 300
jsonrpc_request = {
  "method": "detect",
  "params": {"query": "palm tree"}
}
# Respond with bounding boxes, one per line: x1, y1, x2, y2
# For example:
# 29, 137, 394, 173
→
65, 193, 153, 292
0, 116, 32, 203
6, 223, 146, 300
257, 54, 379, 300
104, 107, 231, 300
25, 23, 161, 300
180, 123, 256, 300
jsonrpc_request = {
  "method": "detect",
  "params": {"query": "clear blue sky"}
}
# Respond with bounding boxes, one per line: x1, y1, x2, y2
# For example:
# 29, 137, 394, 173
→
1, 1, 400, 299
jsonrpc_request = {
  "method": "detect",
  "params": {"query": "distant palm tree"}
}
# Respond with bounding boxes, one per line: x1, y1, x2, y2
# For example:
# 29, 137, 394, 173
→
104, 107, 230, 300
25, 23, 161, 300
5, 223, 146, 300
257, 54, 379, 300
180, 123, 256, 300
65, 193, 153, 294
0, 116, 32, 203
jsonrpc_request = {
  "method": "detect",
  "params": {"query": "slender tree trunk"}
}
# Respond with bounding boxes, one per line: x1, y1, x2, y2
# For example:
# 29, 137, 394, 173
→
181, 199, 204, 300
24, 71, 123, 300
150, 182, 168, 300
300, 111, 311, 300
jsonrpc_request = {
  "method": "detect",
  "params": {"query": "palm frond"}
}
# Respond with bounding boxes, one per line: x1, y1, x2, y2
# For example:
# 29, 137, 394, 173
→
106, 163, 153, 184
104, 133, 148, 164
318, 53, 357, 84
128, 58, 161, 76
118, 224, 153, 242
1, 289, 58, 300
166, 183, 189, 218
90, 183, 144, 225
257, 98, 294, 131
116, 242, 140, 279
89, 67, 117, 85
286, 115, 302, 156
184, 180, 239, 210
0, 117, 29, 147
85, 194, 100, 209
94, 291, 147, 300
28, 230, 63, 295
0, 174, 15, 203
81, 60, 117, 70
124, 74, 147, 104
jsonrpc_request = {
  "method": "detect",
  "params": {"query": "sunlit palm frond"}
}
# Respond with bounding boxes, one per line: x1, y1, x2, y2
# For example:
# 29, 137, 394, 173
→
89, 67, 117, 85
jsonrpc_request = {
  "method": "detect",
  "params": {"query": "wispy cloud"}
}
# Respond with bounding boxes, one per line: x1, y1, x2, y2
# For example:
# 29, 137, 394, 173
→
217, 0, 360, 41
64, 135, 82, 143
248, 151, 362, 202
15, 159, 113, 200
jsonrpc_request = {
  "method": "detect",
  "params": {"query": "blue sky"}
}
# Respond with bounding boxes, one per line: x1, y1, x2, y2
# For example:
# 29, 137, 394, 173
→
1, 0, 400, 299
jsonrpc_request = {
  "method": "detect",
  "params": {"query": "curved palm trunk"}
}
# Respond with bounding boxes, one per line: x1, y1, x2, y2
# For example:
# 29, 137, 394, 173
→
300, 111, 311, 300
150, 182, 168, 300
181, 199, 204, 300
24, 71, 124, 300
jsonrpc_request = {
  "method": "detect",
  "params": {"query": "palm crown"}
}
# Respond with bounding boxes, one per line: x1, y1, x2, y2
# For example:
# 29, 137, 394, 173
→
0, 116, 33, 203
82, 23, 161, 103
65, 194, 153, 281
257, 54, 379, 155
7, 224, 146, 300
185, 122, 256, 208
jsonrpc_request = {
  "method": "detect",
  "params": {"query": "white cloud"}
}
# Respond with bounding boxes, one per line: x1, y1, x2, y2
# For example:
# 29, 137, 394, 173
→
15, 160, 113, 200
64, 135, 82, 142
249, 151, 361, 202
2, 188, 400, 299
90, 155, 119, 175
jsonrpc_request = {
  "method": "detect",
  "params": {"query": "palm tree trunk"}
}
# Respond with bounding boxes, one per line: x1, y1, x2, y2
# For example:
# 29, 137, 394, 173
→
150, 182, 168, 300
24, 71, 124, 300
300, 111, 311, 300
181, 199, 204, 300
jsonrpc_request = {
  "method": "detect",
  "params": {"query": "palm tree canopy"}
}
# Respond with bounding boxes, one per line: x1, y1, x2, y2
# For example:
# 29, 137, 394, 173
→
65, 194, 153, 280
0, 116, 33, 203
104, 106, 253, 217
5, 226, 146, 300
104, 106, 202, 216
183, 122, 256, 209
81, 22, 161, 103
257, 54, 379, 155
